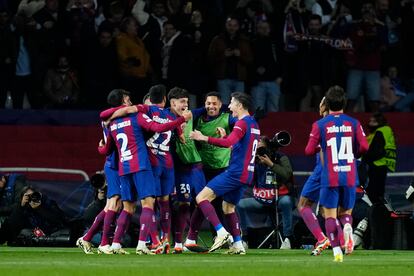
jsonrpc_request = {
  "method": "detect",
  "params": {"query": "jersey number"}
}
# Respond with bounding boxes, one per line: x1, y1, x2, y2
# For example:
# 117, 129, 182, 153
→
327, 136, 354, 164
179, 183, 191, 194
147, 131, 172, 152
249, 139, 259, 164
116, 133, 132, 162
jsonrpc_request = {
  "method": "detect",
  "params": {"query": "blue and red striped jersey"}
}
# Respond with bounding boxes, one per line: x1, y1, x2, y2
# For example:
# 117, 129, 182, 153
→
305, 112, 369, 188
208, 115, 260, 184
102, 122, 118, 170
109, 112, 186, 175
141, 105, 177, 169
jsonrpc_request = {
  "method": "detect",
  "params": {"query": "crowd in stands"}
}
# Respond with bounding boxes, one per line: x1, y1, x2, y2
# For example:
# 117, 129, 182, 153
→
1, 0, 414, 112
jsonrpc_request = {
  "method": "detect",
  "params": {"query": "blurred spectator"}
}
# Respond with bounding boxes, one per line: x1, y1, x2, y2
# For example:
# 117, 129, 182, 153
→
0, 173, 27, 223
325, 0, 353, 88
345, 2, 387, 112
99, 1, 125, 36
161, 20, 191, 91
375, 0, 402, 71
238, 136, 295, 249
0, 186, 67, 245
311, 0, 349, 26
236, 0, 274, 14
208, 17, 253, 104
282, 0, 308, 111
17, 0, 45, 18
66, 0, 97, 68
380, 66, 414, 111
300, 14, 329, 111
0, 9, 13, 108
184, 9, 213, 106
236, 0, 268, 39
10, 14, 37, 109
33, 0, 70, 95
400, 0, 414, 83
363, 112, 396, 205
131, 0, 166, 81
116, 16, 151, 101
83, 26, 119, 108
251, 20, 282, 113
43, 54, 80, 108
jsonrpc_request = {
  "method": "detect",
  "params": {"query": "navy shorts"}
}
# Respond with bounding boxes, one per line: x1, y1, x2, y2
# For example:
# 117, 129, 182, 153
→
104, 164, 121, 198
300, 164, 322, 202
152, 166, 175, 197
207, 171, 247, 205
120, 170, 156, 201
319, 186, 356, 209
175, 164, 206, 203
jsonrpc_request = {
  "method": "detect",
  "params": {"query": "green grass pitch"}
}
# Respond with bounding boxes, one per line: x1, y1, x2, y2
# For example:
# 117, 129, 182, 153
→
1, 247, 414, 276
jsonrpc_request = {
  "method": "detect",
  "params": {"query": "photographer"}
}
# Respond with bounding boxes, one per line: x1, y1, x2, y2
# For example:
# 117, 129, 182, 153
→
0, 186, 67, 245
237, 134, 295, 249
0, 173, 27, 223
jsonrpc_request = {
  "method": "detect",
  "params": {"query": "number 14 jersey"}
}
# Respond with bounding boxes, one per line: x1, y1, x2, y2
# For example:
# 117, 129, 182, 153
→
305, 112, 369, 188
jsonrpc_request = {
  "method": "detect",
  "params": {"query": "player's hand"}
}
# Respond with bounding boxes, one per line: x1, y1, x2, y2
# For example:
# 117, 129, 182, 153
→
179, 133, 186, 144
103, 119, 111, 128
182, 110, 192, 121
258, 154, 274, 167
216, 127, 226, 138
99, 139, 105, 147
190, 130, 208, 142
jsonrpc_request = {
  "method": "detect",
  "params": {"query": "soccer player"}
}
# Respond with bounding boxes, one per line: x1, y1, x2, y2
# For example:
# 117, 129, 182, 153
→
305, 86, 368, 262
183, 92, 237, 252
298, 97, 330, 255
105, 92, 192, 255
76, 89, 131, 254
190, 92, 260, 254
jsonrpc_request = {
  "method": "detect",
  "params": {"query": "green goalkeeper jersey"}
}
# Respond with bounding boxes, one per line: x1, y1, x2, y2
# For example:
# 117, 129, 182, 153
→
196, 113, 231, 169
175, 118, 202, 164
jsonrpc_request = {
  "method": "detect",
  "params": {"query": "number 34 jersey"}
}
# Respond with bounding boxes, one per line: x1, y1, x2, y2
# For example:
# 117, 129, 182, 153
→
305, 112, 369, 188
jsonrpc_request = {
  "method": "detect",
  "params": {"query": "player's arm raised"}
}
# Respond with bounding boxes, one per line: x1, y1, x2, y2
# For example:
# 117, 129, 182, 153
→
98, 132, 114, 155
355, 121, 369, 157
138, 110, 191, 133
190, 120, 246, 148
305, 122, 321, 156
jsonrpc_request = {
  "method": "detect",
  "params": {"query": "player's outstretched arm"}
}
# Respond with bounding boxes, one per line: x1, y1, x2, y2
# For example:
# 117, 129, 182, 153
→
305, 122, 321, 156
138, 110, 191, 133
190, 120, 245, 148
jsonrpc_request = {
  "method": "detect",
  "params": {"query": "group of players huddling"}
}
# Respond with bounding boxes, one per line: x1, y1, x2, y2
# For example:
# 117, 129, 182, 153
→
76, 84, 368, 262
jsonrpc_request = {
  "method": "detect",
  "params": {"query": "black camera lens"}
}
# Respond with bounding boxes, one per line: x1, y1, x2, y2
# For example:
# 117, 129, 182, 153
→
29, 191, 42, 203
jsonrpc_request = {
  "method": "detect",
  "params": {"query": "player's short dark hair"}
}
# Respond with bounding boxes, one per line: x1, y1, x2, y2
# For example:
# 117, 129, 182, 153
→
107, 89, 130, 107
372, 112, 387, 126
148, 84, 166, 104
231, 92, 252, 111
325, 86, 346, 112
205, 91, 221, 102
168, 87, 189, 101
